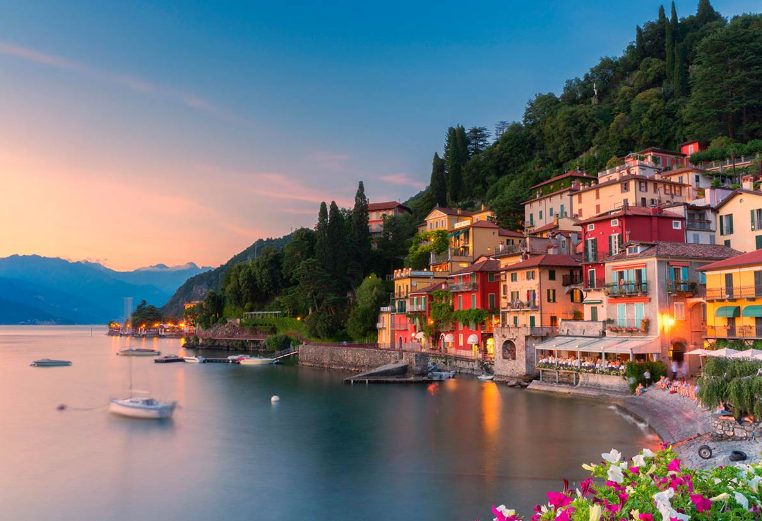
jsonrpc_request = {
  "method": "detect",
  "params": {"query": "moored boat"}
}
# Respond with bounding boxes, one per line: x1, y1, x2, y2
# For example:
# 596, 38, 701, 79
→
109, 395, 176, 419
117, 348, 161, 357
183, 356, 205, 363
239, 357, 276, 366
477, 373, 495, 381
31, 358, 72, 367
154, 354, 184, 364
428, 370, 456, 380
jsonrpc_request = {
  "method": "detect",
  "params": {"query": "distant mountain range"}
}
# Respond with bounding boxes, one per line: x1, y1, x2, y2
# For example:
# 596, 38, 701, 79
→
0, 255, 210, 324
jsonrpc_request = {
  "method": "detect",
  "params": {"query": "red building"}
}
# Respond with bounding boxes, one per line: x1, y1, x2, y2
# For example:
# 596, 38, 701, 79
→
579, 205, 686, 289
447, 258, 500, 356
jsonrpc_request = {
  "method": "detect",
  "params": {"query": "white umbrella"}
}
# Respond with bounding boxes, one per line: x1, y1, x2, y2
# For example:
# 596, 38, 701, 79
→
704, 348, 740, 357
685, 348, 710, 356
466, 334, 479, 344
729, 349, 762, 359
414, 331, 425, 340
444, 333, 454, 343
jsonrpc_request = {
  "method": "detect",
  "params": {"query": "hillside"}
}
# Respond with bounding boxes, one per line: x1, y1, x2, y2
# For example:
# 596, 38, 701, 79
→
0, 255, 209, 324
161, 235, 293, 317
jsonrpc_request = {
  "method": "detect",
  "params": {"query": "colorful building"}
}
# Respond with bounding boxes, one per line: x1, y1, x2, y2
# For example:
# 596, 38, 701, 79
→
699, 249, 762, 345
499, 254, 583, 329
714, 180, 762, 252
524, 170, 596, 229
430, 219, 522, 273
368, 201, 411, 240
386, 268, 448, 349
604, 241, 738, 374
447, 258, 501, 356
418, 206, 473, 234
407, 280, 449, 350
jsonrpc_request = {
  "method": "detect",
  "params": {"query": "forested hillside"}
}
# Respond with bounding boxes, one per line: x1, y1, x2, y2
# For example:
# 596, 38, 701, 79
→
408, 2, 762, 227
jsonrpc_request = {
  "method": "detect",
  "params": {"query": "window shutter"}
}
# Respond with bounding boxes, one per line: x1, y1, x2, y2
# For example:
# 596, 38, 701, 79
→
720, 216, 724, 235
752, 210, 756, 231
608, 235, 613, 255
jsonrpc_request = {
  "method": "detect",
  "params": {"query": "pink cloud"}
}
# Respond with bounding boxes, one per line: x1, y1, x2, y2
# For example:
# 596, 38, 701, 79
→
378, 172, 426, 190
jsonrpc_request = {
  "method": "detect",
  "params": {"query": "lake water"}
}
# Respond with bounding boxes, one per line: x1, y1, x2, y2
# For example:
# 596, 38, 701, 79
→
0, 326, 658, 520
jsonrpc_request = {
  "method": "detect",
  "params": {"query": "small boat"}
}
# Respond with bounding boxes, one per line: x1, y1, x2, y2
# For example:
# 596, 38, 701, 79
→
154, 354, 184, 364
109, 394, 176, 419
477, 374, 495, 382
239, 357, 276, 366
183, 356, 205, 364
429, 370, 456, 380
31, 358, 72, 367
227, 355, 250, 363
117, 348, 161, 357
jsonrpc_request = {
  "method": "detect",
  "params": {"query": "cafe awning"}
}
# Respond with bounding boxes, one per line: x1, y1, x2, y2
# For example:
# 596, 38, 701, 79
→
533, 336, 660, 355
715, 306, 740, 318
742, 306, 762, 317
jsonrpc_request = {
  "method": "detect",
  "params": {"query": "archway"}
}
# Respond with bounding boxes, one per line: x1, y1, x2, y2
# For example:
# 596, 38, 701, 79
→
502, 339, 516, 361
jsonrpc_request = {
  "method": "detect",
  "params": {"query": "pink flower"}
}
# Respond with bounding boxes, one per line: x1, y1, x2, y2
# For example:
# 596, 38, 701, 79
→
639, 514, 654, 521
618, 492, 629, 504
690, 494, 712, 513
547, 491, 571, 509
604, 500, 621, 513
555, 508, 574, 521
667, 458, 681, 472
629, 466, 640, 474
579, 478, 593, 496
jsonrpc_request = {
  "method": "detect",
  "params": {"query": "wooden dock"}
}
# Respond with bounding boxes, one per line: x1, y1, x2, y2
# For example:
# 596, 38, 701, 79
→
345, 376, 433, 384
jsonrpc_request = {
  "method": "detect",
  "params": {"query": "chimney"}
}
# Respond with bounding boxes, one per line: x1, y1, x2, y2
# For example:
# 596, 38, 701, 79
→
742, 175, 755, 191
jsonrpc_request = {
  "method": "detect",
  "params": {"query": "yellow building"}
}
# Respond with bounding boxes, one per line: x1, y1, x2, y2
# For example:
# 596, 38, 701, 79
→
499, 254, 583, 329
700, 249, 762, 343
418, 207, 474, 234
714, 181, 762, 252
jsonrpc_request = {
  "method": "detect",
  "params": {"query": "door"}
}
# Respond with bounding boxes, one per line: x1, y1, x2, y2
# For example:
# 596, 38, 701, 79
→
529, 316, 536, 328
727, 317, 736, 337
590, 307, 598, 322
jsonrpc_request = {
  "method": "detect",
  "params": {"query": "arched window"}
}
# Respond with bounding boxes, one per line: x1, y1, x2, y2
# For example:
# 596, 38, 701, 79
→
502, 340, 517, 361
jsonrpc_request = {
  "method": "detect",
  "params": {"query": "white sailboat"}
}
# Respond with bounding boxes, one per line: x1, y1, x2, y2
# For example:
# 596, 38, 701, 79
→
110, 353, 176, 419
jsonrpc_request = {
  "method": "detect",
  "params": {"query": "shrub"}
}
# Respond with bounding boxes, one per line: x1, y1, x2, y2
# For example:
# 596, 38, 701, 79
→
263, 334, 295, 352
624, 360, 667, 393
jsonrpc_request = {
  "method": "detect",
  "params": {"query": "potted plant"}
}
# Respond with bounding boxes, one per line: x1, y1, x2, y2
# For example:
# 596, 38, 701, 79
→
641, 317, 650, 333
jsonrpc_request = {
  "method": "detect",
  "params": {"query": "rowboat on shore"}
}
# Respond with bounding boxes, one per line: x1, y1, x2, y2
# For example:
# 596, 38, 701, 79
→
31, 358, 72, 367
117, 348, 161, 357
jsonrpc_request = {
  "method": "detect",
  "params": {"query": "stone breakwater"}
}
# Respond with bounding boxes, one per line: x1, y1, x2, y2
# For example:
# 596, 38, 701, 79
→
713, 416, 762, 441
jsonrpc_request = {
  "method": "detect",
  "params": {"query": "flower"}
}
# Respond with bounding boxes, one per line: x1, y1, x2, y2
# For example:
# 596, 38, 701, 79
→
710, 492, 729, 502
588, 504, 602, 521
632, 454, 646, 467
579, 478, 593, 496
641, 448, 655, 458
638, 514, 654, 521
666, 459, 681, 473
602, 449, 622, 464
608, 464, 625, 484
547, 491, 571, 509
629, 466, 640, 474
733, 492, 749, 510
690, 494, 711, 513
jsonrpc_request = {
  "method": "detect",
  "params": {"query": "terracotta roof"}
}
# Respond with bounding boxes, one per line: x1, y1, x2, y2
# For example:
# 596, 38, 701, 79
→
501, 254, 581, 271
449, 258, 501, 277
715, 190, 762, 211
659, 167, 708, 177
698, 249, 762, 272
428, 206, 474, 217
368, 201, 410, 212
639, 147, 685, 157
529, 222, 559, 234
576, 174, 689, 195
607, 242, 739, 262
577, 205, 683, 224
410, 281, 449, 295
469, 220, 499, 228
499, 228, 524, 238
530, 170, 595, 190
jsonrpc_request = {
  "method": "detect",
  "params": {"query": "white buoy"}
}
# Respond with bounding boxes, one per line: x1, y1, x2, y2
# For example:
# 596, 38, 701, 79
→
271, 395, 280, 403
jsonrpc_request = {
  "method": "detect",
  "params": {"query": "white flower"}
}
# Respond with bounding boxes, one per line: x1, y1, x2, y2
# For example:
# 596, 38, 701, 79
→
602, 449, 622, 464
632, 454, 646, 467
641, 448, 655, 458
653, 489, 689, 521
492, 505, 516, 521
747, 475, 761, 493
582, 463, 597, 471
734, 492, 749, 510
589, 503, 602, 521
608, 464, 624, 484
711, 492, 730, 502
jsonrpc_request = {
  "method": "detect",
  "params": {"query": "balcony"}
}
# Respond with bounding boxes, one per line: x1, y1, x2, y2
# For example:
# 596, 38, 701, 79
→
604, 282, 649, 297
506, 300, 539, 311
376, 322, 386, 329
584, 253, 598, 263
584, 278, 606, 290
495, 325, 556, 337
562, 274, 583, 286
666, 281, 699, 295
450, 246, 471, 259
686, 219, 712, 231
430, 251, 449, 265
606, 318, 650, 335
449, 282, 478, 292
379, 306, 392, 312
407, 303, 427, 312
706, 286, 762, 300
706, 324, 762, 339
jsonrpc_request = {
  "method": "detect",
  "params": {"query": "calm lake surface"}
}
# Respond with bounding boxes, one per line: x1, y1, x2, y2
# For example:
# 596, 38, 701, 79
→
0, 326, 658, 520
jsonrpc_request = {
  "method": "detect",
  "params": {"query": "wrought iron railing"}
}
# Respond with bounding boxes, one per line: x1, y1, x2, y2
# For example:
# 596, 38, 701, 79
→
604, 282, 649, 297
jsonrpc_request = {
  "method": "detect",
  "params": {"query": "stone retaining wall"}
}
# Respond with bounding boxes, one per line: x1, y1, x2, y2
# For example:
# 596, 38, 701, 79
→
298, 344, 402, 372
712, 417, 762, 441
577, 373, 630, 393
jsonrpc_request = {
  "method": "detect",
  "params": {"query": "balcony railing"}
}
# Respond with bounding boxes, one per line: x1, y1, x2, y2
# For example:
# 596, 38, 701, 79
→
606, 318, 650, 335
686, 219, 712, 231
604, 282, 649, 297
666, 281, 698, 294
584, 253, 598, 263
376, 322, 386, 329
706, 324, 762, 339
449, 282, 478, 292
407, 303, 427, 312
506, 300, 539, 310
706, 286, 762, 300
379, 306, 392, 312
430, 251, 449, 265
584, 278, 606, 290
450, 246, 471, 258
562, 274, 583, 286
496, 325, 557, 337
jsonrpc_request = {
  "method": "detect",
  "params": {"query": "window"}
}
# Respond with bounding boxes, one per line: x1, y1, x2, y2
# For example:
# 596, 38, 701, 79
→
595, 204, 600, 214
672, 220, 682, 229
709, 235, 715, 245
751, 209, 762, 231
609, 233, 623, 255
471, 294, 476, 308
510, 272, 518, 282
674, 302, 685, 320
720, 214, 734, 236
595, 189, 599, 200
548, 269, 556, 281
529, 213, 534, 226
510, 290, 519, 303
526, 271, 535, 280
695, 174, 700, 186
529, 316, 536, 328
570, 288, 583, 303
757, 236, 762, 250
488, 293, 496, 309
691, 233, 699, 244
641, 197, 647, 207
584, 238, 598, 263
560, 204, 565, 217
638, 180, 648, 191
621, 182, 630, 193
547, 289, 556, 303
590, 307, 598, 321
501, 284, 507, 296
587, 269, 596, 288
587, 224, 595, 231
539, 210, 543, 220
549, 208, 554, 217
611, 219, 619, 226
650, 198, 656, 206
635, 303, 644, 325
724, 239, 731, 247
488, 272, 496, 282
513, 316, 518, 326
458, 295, 462, 309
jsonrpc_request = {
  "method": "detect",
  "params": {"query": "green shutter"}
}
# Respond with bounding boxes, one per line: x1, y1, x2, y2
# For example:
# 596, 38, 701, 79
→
720, 215, 724, 235
752, 210, 756, 231
729, 215, 734, 234
757, 236, 762, 250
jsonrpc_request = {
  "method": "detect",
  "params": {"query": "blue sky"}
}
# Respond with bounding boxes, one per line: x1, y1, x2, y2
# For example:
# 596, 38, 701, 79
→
0, 0, 757, 269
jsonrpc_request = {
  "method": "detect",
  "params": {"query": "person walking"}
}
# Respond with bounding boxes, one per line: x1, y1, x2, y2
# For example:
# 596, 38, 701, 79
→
671, 359, 678, 380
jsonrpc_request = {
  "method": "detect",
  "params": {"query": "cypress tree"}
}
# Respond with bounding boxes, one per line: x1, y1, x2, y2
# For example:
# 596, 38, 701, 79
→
350, 181, 371, 284
696, 0, 719, 26
673, 42, 688, 97
635, 25, 645, 60
657, 5, 667, 60
665, 5, 675, 83
315, 202, 329, 268
430, 152, 447, 207
327, 201, 347, 291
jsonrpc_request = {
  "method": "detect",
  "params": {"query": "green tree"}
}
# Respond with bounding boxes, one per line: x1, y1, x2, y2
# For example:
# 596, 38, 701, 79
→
429, 152, 447, 207
405, 230, 449, 269
281, 228, 315, 283
444, 125, 469, 202
349, 181, 371, 285
466, 126, 490, 156
131, 299, 163, 327
253, 247, 283, 299
315, 202, 329, 268
327, 201, 348, 291
346, 274, 388, 340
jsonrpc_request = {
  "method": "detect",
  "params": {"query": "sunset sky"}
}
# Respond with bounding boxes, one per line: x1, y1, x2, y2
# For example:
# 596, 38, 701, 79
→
0, 0, 756, 270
